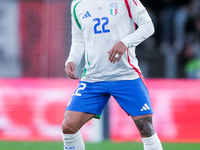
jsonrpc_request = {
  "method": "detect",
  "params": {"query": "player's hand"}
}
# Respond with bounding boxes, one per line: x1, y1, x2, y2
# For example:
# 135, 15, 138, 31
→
65, 62, 78, 80
108, 41, 127, 64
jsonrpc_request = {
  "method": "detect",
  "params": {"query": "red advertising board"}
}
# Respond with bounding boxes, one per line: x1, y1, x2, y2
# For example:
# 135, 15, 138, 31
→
0, 79, 102, 142
0, 78, 200, 142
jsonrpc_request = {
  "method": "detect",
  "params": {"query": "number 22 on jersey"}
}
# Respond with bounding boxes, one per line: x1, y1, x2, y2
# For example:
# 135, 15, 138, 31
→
93, 17, 110, 34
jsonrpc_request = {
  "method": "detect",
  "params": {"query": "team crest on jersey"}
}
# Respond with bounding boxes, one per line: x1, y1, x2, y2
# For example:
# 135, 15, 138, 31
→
110, 3, 118, 16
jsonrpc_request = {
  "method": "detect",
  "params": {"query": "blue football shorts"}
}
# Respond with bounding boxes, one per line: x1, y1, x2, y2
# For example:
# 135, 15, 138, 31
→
66, 78, 153, 118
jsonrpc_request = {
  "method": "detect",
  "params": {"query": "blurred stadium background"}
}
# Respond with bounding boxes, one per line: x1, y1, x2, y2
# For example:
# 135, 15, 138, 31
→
0, 0, 200, 149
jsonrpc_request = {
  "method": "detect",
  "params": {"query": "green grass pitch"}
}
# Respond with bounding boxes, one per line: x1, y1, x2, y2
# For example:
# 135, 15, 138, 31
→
0, 141, 200, 150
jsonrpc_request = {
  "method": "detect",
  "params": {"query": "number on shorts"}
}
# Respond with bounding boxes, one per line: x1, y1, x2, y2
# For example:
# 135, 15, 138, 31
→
75, 83, 87, 96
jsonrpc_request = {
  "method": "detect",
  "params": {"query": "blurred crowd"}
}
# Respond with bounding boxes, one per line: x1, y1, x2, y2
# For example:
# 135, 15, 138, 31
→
141, 0, 200, 78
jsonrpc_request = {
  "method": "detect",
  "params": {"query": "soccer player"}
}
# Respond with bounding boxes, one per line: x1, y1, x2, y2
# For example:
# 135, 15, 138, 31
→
62, 0, 163, 150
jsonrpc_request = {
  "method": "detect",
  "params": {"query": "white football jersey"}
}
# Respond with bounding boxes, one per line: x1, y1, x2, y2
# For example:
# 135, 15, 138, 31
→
66, 0, 154, 82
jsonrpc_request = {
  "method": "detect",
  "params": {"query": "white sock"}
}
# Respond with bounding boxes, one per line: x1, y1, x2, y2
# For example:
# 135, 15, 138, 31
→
142, 133, 163, 150
62, 130, 85, 150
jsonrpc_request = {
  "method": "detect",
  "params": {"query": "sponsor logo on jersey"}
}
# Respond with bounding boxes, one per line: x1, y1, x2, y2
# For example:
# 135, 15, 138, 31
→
97, 6, 102, 10
110, 3, 118, 16
82, 11, 91, 19
138, 9, 146, 16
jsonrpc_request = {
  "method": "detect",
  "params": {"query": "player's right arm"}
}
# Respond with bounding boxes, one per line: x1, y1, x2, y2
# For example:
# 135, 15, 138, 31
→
65, 0, 85, 79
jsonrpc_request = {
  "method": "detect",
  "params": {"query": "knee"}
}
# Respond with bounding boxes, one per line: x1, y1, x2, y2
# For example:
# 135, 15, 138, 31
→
134, 116, 155, 137
139, 123, 155, 137
62, 122, 78, 134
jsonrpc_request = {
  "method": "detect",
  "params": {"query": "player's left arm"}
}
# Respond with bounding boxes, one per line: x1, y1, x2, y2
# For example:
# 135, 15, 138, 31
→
109, 0, 154, 63
121, 0, 155, 48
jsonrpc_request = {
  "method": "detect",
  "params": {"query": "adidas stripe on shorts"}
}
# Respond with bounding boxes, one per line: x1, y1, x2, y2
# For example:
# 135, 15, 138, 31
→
66, 78, 154, 117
